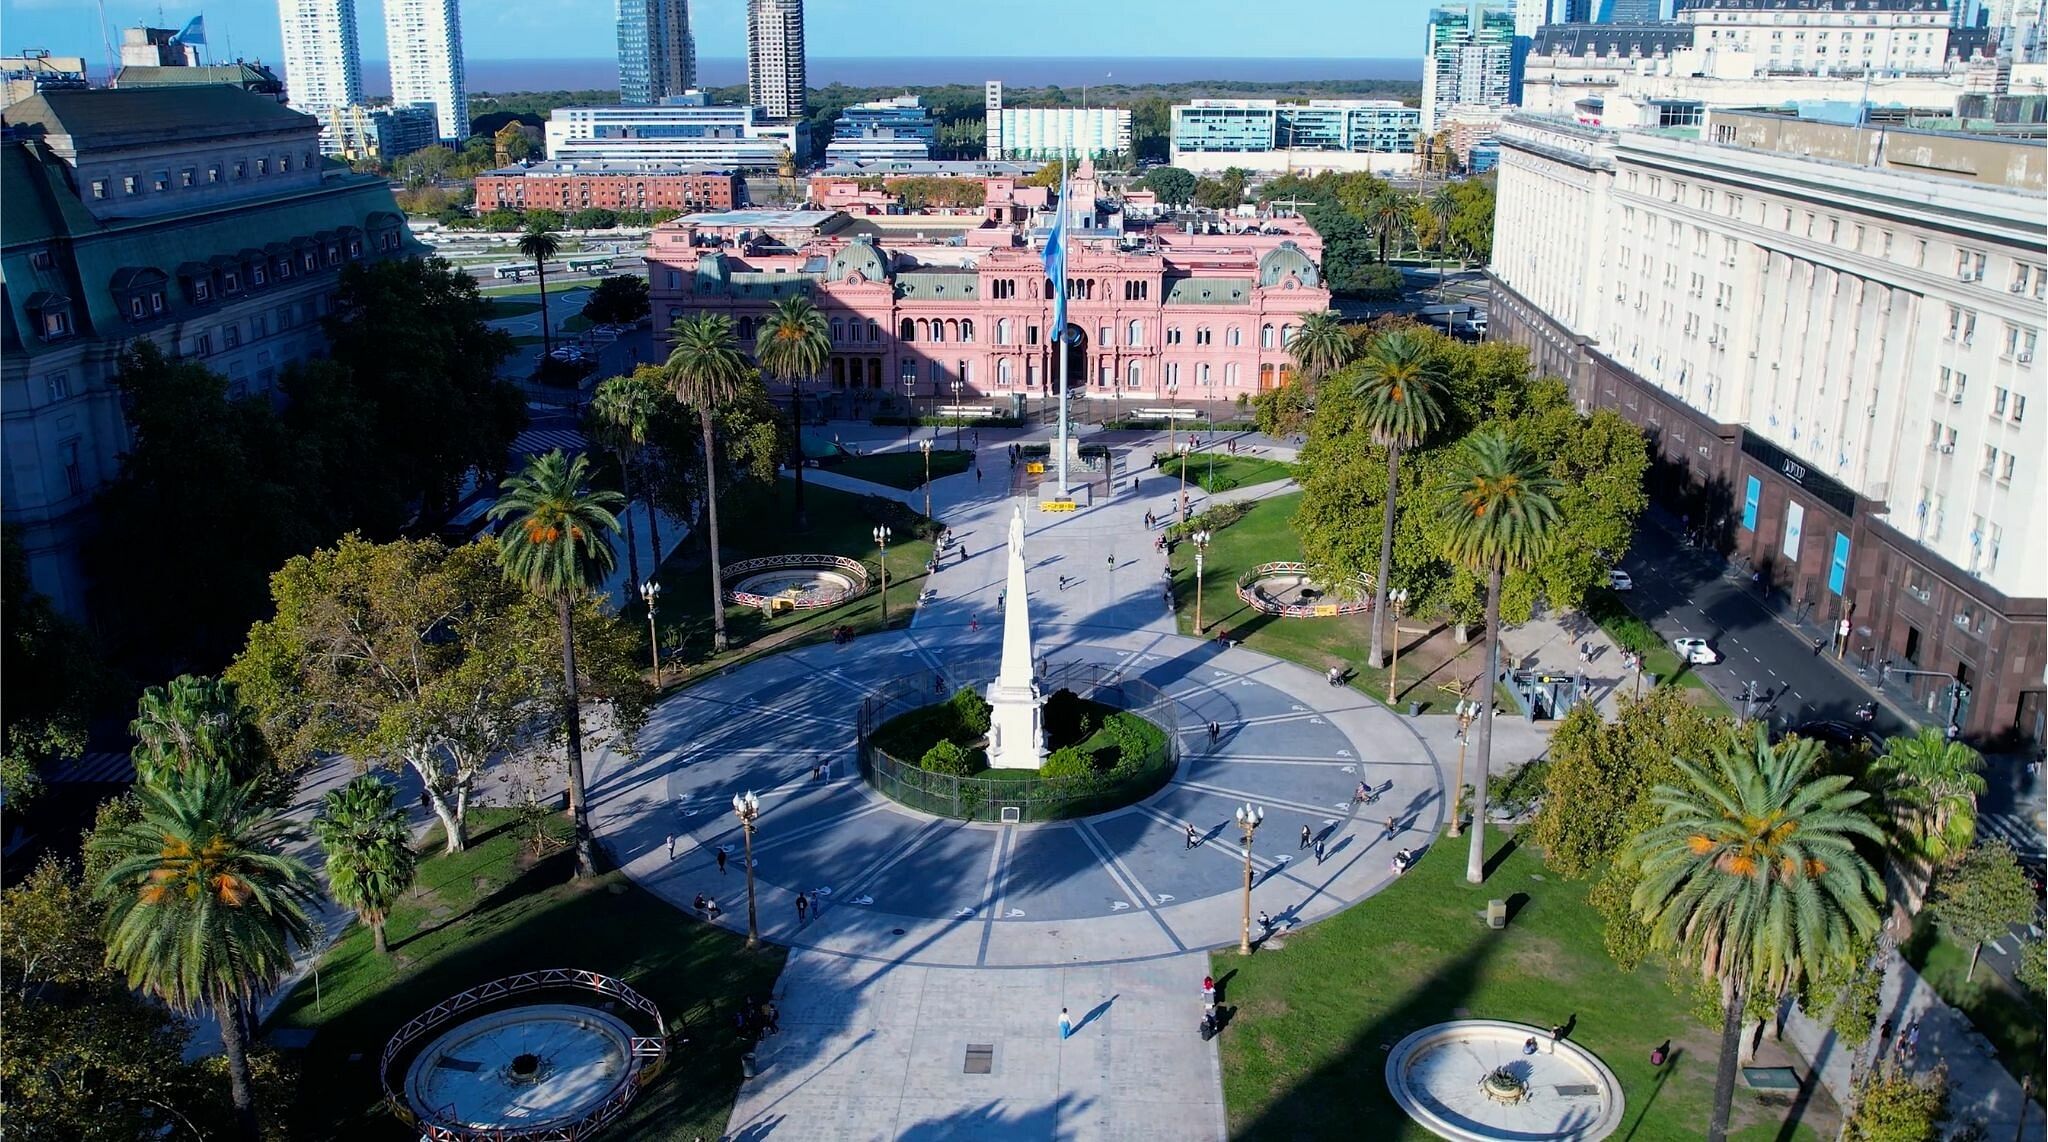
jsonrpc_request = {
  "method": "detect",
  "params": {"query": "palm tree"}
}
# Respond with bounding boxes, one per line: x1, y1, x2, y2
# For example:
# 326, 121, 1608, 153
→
130, 674, 274, 794
1870, 726, 1987, 906
488, 449, 624, 880
1436, 431, 1562, 882
665, 313, 751, 653
518, 223, 562, 360
590, 374, 658, 592
1352, 331, 1448, 672
1625, 727, 1885, 1142
1289, 310, 1354, 384
93, 768, 319, 1141
754, 295, 831, 528
313, 775, 418, 956
1369, 191, 1411, 263
1427, 185, 1459, 300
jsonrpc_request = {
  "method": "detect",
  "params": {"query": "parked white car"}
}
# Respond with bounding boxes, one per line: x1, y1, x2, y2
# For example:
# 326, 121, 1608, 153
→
1672, 637, 1721, 665
1607, 570, 1634, 591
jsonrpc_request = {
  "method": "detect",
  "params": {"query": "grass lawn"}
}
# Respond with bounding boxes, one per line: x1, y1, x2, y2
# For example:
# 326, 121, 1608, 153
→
482, 298, 542, 320
1584, 588, 1732, 712
832, 447, 974, 490
1157, 452, 1296, 494
650, 480, 935, 681
1902, 915, 2046, 1091
1215, 830, 1824, 1141
1169, 493, 1489, 713
272, 807, 783, 1141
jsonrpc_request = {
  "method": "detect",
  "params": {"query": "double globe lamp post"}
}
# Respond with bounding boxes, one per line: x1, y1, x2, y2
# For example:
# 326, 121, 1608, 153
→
873, 525, 892, 626
1190, 528, 1213, 634
918, 438, 934, 521
1235, 802, 1264, 955
1448, 697, 1482, 838
732, 790, 762, 949
639, 579, 662, 684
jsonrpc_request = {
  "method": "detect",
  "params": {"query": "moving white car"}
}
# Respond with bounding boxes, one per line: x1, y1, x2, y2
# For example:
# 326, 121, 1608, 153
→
1607, 570, 1634, 591
1672, 637, 1721, 665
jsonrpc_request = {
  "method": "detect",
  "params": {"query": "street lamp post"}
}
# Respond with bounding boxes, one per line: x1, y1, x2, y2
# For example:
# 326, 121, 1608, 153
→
1385, 588, 1411, 706
1235, 802, 1265, 955
951, 375, 963, 452
1192, 529, 1213, 633
1177, 440, 1193, 520
873, 525, 892, 627
640, 580, 662, 684
902, 375, 915, 438
1166, 378, 1180, 454
918, 438, 934, 521
1448, 698, 1480, 837
731, 790, 762, 949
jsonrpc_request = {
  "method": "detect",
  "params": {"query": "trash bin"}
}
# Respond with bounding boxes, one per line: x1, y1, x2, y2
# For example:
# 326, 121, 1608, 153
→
1486, 899, 1508, 929
742, 1052, 758, 1079
1408, 701, 1421, 717
1645, 673, 1659, 688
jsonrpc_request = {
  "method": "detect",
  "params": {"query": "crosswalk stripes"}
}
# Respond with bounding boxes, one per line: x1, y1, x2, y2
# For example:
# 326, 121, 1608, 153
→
1978, 812, 2046, 863
512, 428, 588, 457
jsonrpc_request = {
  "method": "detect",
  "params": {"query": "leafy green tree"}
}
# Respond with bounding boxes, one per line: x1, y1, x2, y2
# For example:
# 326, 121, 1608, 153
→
1530, 687, 1725, 879
130, 675, 293, 812
1846, 1067, 1950, 1142
92, 768, 319, 1141
477, 207, 524, 231
2, 856, 107, 1000
1288, 310, 1354, 384
2015, 934, 2046, 996
1800, 934, 1884, 1052
518, 223, 563, 360
312, 776, 418, 955
524, 208, 566, 233
754, 295, 831, 527
1436, 431, 1562, 883
1251, 376, 1316, 438
1871, 727, 1986, 904
1625, 727, 1885, 1142
1448, 177, 1497, 263
1926, 840, 2037, 980
919, 739, 978, 776
488, 451, 625, 880
230, 536, 561, 853
322, 256, 523, 519
1352, 331, 1448, 670
589, 374, 658, 591
567, 207, 619, 230
1, 528, 103, 806
1367, 189, 1413, 263
1142, 165, 1196, 206
581, 273, 651, 327
665, 313, 752, 653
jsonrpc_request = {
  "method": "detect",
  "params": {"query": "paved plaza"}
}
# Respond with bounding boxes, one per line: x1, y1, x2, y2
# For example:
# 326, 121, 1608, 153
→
583, 435, 1448, 1139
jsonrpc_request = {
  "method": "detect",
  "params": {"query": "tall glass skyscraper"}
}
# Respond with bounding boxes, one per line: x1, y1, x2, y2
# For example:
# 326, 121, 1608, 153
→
384, 0, 467, 141
619, 0, 696, 106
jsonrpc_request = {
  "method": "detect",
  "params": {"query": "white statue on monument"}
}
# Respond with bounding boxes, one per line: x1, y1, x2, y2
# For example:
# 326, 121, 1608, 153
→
985, 505, 1047, 770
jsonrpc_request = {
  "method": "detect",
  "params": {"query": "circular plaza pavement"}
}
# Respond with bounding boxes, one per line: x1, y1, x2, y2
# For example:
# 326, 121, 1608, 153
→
587, 617, 1447, 969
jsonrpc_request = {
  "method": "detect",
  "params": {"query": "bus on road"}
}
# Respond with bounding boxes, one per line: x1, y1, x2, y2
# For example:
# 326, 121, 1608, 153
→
494, 264, 534, 280
566, 256, 614, 275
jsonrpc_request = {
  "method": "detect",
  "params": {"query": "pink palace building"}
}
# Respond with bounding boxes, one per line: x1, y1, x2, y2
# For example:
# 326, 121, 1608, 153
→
644, 161, 1332, 412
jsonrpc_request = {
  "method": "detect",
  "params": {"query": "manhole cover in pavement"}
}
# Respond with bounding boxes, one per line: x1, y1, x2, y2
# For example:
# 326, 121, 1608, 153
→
964, 1044, 994, 1074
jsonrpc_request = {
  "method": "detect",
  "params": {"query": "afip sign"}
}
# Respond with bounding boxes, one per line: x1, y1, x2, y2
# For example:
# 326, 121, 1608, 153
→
1040, 500, 1076, 513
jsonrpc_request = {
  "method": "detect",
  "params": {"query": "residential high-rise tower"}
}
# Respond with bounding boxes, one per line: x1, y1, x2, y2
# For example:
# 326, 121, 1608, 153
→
747, 0, 806, 120
383, 0, 468, 141
618, 0, 696, 105
1421, 2, 1517, 131
277, 0, 362, 119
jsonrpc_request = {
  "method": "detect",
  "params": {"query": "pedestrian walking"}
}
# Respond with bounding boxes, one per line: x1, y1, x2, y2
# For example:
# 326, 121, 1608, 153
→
1185, 823, 1199, 849
1107, 553, 1116, 571
1314, 836, 1326, 864
1258, 909, 1273, 937
1300, 824, 1312, 849
716, 846, 728, 875
796, 893, 809, 925
1905, 1019, 1920, 1060
969, 614, 980, 632
808, 890, 820, 917
1384, 816, 1397, 840
976, 466, 983, 483
1202, 975, 1216, 1005
665, 833, 676, 860
1058, 574, 1069, 591
1059, 1007, 1073, 1040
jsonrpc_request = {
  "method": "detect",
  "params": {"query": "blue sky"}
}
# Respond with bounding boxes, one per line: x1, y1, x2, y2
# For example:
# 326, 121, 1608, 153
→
0, 0, 1416, 64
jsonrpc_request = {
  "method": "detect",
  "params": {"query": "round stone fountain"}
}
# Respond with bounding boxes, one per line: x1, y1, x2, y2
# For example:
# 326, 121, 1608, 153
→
723, 554, 869, 614
1385, 1020, 1624, 1141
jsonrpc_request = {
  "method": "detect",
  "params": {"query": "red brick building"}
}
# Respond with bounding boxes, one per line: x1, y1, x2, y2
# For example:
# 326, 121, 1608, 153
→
473, 160, 739, 214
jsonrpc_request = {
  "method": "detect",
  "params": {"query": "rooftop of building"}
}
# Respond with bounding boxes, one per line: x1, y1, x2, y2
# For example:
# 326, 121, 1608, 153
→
816, 159, 1044, 177
1678, 0, 1948, 11
483, 159, 739, 177
1533, 22, 1695, 55
2, 85, 312, 149
681, 208, 842, 228
112, 62, 283, 90
839, 95, 925, 112
1177, 97, 1414, 110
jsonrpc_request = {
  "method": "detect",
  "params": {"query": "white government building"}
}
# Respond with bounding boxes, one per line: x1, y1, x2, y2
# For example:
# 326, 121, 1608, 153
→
1488, 107, 2046, 743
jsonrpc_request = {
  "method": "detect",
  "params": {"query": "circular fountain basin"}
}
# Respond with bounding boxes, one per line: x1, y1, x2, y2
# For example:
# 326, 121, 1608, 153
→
1385, 1020, 1624, 1141
403, 1003, 636, 1132
723, 555, 869, 612
731, 567, 859, 601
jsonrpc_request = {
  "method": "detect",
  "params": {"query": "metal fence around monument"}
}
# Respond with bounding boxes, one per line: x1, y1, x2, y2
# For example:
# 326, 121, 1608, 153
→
856, 661, 1181, 822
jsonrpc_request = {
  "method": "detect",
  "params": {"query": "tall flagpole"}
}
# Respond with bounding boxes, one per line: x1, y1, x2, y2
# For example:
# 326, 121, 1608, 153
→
1055, 124, 1070, 494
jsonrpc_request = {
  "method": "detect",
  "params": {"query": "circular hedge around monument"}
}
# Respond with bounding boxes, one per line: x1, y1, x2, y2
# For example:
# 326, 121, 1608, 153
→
860, 677, 1177, 822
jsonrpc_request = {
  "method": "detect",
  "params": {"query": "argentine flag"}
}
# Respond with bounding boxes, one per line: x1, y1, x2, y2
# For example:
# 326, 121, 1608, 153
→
1042, 171, 1068, 339
174, 15, 207, 45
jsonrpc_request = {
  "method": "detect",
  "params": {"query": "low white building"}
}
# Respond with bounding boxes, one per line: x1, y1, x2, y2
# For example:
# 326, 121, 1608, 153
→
985, 102, 1131, 161
545, 96, 804, 169
1489, 108, 2047, 742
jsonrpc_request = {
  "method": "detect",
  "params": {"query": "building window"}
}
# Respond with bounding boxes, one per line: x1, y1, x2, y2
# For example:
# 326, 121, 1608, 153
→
122, 175, 138, 195
152, 170, 170, 192
1127, 360, 1142, 387
830, 319, 844, 342
900, 318, 915, 341
1226, 326, 1242, 347
2000, 453, 2015, 484
1260, 323, 1275, 349
996, 318, 1011, 345
256, 158, 268, 176
90, 179, 107, 199
61, 439, 84, 498
179, 168, 195, 188
39, 308, 71, 339
193, 331, 213, 356
234, 160, 247, 180
930, 321, 945, 344
1981, 444, 1998, 476
44, 372, 69, 401
1166, 326, 1181, 345
867, 319, 879, 343
1195, 327, 1211, 346
960, 319, 974, 342
1225, 363, 1240, 386
2013, 394, 2027, 424
998, 358, 1013, 386
1127, 320, 1142, 347
1027, 325, 1039, 346
224, 323, 241, 349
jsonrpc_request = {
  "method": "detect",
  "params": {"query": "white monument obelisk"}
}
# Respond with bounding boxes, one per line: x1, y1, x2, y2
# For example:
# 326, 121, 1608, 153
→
986, 505, 1046, 770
